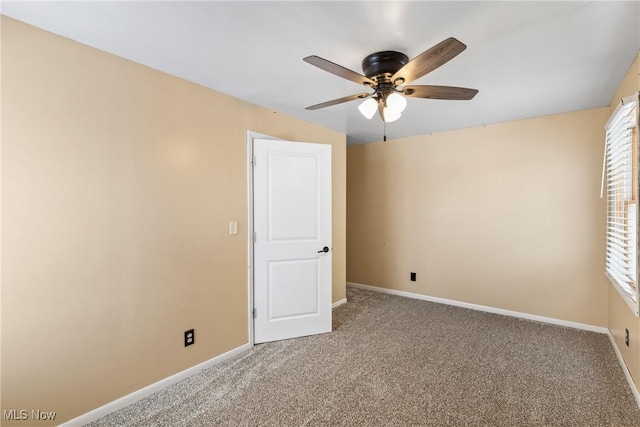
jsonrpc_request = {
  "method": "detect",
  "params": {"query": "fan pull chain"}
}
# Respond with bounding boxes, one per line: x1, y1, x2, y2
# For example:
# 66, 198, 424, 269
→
383, 121, 387, 142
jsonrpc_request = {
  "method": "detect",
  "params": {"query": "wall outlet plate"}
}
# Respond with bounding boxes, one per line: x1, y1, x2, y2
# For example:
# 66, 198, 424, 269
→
185, 329, 195, 347
410, 272, 416, 282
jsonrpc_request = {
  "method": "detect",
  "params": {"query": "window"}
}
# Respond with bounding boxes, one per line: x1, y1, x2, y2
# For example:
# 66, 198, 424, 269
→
603, 92, 639, 315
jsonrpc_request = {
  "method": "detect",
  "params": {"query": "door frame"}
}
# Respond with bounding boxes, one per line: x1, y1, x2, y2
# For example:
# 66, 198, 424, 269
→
246, 130, 281, 346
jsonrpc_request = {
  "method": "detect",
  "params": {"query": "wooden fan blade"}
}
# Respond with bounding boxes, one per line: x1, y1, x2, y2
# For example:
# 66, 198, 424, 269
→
403, 85, 478, 100
304, 56, 376, 86
305, 93, 370, 110
391, 38, 467, 85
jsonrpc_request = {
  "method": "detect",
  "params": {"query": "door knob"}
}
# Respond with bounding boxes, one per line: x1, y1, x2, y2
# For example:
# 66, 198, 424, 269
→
317, 246, 330, 253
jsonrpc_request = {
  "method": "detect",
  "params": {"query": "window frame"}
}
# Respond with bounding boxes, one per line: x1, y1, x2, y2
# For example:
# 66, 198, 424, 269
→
603, 92, 640, 315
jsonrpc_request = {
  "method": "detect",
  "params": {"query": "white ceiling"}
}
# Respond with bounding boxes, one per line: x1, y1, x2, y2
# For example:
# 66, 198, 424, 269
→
2, 1, 639, 145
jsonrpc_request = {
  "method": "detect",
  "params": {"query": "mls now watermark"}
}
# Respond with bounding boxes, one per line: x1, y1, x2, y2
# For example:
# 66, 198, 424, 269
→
3, 409, 57, 421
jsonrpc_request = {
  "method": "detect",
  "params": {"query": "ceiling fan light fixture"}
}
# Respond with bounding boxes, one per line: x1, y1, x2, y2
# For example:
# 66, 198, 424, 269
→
382, 106, 401, 123
303, 37, 478, 126
358, 98, 377, 119
386, 92, 407, 113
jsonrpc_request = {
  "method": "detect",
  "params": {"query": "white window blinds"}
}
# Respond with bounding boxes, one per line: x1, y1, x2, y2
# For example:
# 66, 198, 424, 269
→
604, 93, 639, 315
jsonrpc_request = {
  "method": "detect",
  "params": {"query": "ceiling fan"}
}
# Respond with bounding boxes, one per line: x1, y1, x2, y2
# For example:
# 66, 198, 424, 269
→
304, 37, 478, 123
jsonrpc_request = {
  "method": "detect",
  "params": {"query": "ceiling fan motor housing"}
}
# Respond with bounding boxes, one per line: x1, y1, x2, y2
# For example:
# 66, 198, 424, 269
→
361, 51, 409, 81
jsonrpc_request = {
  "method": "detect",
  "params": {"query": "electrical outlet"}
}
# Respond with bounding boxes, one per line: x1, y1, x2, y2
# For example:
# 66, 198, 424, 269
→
625, 328, 629, 347
185, 329, 195, 347
410, 272, 416, 282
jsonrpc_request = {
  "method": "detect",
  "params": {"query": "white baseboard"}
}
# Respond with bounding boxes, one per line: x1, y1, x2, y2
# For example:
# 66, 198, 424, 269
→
346, 282, 608, 334
607, 332, 640, 408
59, 342, 252, 426
332, 298, 347, 309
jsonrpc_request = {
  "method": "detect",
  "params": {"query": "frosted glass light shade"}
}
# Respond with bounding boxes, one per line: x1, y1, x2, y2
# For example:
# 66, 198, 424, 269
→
386, 92, 407, 113
383, 106, 401, 122
358, 98, 377, 119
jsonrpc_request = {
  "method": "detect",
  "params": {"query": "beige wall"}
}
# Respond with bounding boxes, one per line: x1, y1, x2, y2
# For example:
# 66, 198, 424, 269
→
1, 17, 346, 426
347, 107, 610, 327
607, 53, 640, 391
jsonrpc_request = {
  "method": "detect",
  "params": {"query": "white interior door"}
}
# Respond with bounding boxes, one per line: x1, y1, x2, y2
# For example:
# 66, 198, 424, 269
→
253, 138, 332, 344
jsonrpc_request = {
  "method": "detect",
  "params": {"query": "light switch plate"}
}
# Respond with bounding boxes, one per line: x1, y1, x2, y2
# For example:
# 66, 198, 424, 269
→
229, 221, 238, 235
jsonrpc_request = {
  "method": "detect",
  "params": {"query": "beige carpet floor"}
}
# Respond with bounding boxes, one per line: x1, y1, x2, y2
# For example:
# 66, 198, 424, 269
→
88, 287, 640, 426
